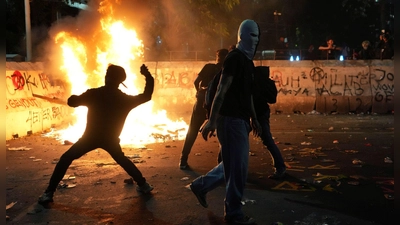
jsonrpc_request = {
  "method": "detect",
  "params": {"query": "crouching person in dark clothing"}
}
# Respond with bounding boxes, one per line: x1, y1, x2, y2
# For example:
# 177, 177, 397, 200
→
38, 64, 155, 205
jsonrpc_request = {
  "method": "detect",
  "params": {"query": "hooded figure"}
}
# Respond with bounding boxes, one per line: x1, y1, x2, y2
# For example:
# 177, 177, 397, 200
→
193, 19, 262, 225
236, 19, 260, 60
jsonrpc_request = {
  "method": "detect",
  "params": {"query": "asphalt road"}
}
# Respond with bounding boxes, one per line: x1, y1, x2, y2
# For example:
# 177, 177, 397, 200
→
6, 113, 394, 225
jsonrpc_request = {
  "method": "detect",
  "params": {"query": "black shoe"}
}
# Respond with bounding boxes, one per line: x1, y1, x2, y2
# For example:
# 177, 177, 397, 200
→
224, 215, 256, 224
38, 191, 54, 205
268, 169, 286, 179
189, 183, 208, 208
136, 182, 154, 194
179, 161, 189, 170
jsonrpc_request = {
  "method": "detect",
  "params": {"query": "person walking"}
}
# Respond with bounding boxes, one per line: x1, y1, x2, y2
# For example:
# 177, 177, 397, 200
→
189, 19, 261, 225
179, 49, 229, 169
38, 64, 155, 205
253, 66, 286, 179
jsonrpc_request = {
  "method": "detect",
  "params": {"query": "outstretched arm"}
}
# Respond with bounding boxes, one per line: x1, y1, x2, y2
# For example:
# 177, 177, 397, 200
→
139, 64, 155, 102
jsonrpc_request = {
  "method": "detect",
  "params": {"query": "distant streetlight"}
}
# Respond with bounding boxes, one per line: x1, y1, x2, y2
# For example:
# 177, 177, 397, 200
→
273, 10, 282, 41
24, 0, 32, 61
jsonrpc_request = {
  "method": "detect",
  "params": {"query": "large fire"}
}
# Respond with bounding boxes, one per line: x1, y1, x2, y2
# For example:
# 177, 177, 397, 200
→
51, 3, 188, 147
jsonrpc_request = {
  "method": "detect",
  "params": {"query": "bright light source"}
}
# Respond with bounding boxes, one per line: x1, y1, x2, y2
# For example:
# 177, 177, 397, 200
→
339, 55, 344, 61
290, 56, 294, 61
296, 56, 299, 61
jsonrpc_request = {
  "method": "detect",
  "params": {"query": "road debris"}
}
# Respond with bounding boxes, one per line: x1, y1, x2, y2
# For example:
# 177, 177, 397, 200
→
6, 201, 17, 210
8, 146, 32, 151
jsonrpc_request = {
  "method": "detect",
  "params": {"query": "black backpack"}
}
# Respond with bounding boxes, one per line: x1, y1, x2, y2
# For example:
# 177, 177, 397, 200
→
203, 69, 222, 119
254, 66, 277, 104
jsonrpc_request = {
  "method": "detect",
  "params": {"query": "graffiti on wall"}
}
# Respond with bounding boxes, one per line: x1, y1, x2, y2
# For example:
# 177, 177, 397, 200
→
370, 69, 394, 103
154, 70, 196, 88
270, 67, 393, 98
266, 66, 394, 113
25, 106, 68, 125
6, 70, 68, 110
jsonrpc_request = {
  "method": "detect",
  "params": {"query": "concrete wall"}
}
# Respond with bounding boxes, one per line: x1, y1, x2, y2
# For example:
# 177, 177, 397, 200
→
5, 60, 394, 140
6, 62, 73, 140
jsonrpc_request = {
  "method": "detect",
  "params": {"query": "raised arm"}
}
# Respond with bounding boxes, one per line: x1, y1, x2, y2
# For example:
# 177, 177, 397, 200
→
139, 64, 155, 102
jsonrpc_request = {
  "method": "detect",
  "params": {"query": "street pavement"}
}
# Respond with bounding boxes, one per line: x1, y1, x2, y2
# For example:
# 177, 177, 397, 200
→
5, 113, 394, 225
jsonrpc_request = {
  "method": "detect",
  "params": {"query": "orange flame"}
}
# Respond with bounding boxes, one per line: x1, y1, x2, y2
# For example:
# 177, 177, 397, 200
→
53, 3, 188, 147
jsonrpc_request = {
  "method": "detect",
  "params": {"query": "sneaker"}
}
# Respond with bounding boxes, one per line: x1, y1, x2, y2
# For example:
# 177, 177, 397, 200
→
38, 191, 54, 205
268, 169, 286, 179
224, 215, 256, 224
179, 161, 189, 170
189, 183, 208, 208
136, 182, 154, 194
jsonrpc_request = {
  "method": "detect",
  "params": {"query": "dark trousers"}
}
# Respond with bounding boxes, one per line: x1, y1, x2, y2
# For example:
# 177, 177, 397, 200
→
258, 109, 286, 171
45, 137, 146, 192
180, 98, 207, 162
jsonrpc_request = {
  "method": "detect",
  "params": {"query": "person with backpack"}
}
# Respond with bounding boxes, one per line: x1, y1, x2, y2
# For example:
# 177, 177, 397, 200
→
189, 19, 261, 225
179, 48, 229, 170
253, 66, 286, 179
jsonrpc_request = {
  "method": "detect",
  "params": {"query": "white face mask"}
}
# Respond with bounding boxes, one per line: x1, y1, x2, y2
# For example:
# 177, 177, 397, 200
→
236, 19, 260, 60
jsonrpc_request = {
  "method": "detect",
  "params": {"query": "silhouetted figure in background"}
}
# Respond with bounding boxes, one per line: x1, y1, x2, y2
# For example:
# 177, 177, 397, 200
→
354, 40, 375, 60
318, 37, 342, 60
253, 66, 286, 179
274, 36, 289, 60
379, 34, 394, 59
179, 49, 229, 169
303, 44, 317, 60
38, 64, 155, 205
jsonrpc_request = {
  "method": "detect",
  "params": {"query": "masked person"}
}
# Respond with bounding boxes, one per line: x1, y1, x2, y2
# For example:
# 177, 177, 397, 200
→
189, 19, 261, 225
38, 64, 154, 205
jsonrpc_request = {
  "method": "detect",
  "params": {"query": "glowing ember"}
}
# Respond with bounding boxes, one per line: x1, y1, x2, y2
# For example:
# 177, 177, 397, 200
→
52, 3, 188, 146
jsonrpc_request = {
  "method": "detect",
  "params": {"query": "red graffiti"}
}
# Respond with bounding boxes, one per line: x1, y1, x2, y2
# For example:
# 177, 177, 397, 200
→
11, 70, 25, 90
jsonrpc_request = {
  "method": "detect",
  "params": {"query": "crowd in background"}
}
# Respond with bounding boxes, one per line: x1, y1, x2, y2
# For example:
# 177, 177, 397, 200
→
273, 31, 394, 61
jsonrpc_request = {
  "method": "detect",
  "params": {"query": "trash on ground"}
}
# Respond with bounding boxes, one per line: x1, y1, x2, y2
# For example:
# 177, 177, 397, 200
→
384, 194, 394, 200
320, 159, 335, 162
180, 177, 189, 181
124, 178, 134, 184
344, 150, 358, 154
6, 201, 17, 210
32, 159, 42, 162
126, 154, 141, 158
195, 153, 202, 156
96, 162, 118, 166
8, 146, 32, 151
333, 140, 339, 144
241, 199, 256, 205
132, 159, 145, 163
384, 157, 393, 163
352, 159, 364, 165
301, 142, 311, 145
64, 140, 74, 145
348, 181, 360, 186
328, 126, 334, 131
